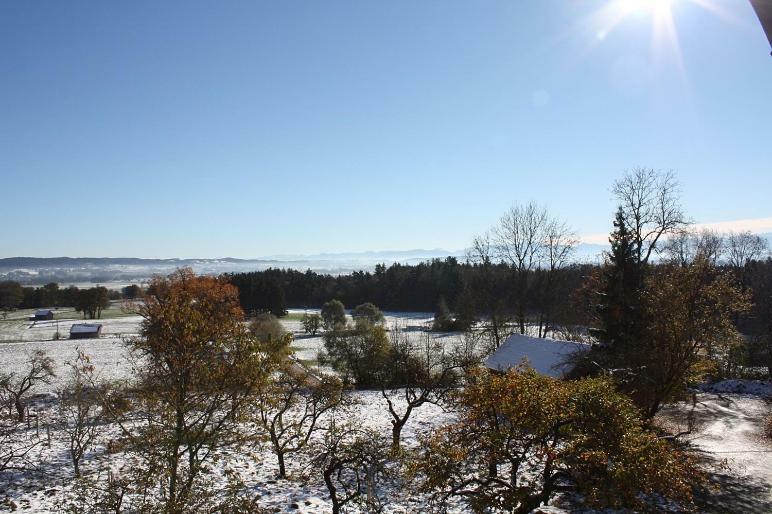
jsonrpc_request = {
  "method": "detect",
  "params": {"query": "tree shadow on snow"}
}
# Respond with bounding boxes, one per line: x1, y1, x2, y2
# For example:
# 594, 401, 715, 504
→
693, 466, 772, 514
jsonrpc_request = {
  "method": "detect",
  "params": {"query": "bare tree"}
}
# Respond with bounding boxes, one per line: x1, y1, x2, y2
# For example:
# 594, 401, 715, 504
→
493, 202, 548, 334
536, 219, 578, 337
664, 228, 724, 267
308, 422, 390, 514
0, 350, 55, 421
0, 420, 40, 473
727, 230, 768, 271
695, 229, 724, 264
380, 327, 471, 451
254, 368, 343, 479
612, 168, 687, 267
466, 233, 513, 348
58, 350, 104, 477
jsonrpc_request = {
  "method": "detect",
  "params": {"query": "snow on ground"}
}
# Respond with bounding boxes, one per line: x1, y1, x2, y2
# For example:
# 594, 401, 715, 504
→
284, 309, 462, 366
0, 306, 142, 391
657, 387, 772, 513
3, 312, 771, 512
698, 379, 772, 397
0, 390, 456, 513
0, 309, 462, 393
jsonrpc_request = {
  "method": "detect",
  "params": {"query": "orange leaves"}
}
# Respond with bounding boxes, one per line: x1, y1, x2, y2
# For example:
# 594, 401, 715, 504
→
414, 368, 696, 512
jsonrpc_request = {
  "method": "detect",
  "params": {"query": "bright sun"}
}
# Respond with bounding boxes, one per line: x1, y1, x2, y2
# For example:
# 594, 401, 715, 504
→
570, 0, 739, 81
579, 0, 685, 75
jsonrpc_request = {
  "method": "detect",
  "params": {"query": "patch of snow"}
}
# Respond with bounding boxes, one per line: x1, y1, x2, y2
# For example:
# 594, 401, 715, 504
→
697, 379, 772, 398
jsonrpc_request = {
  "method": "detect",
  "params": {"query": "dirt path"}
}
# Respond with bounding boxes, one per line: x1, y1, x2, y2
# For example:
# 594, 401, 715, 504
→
658, 392, 772, 513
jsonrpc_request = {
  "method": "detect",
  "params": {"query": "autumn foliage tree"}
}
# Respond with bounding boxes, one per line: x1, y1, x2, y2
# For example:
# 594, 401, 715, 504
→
123, 268, 270, 511
635, 259, 751, 417
412, 369, 695, 513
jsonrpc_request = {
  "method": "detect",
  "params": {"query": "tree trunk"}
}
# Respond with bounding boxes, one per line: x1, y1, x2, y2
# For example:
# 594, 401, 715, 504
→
488, 459, 497, 478
278, 451, 286, 478
72, 451, 80, 477
391, 420, 406, 452
15, 398, 24, 422
324, 465, 341, 514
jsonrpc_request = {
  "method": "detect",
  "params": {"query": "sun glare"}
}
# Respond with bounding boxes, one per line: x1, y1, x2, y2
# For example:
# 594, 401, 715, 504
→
570, 0, 713, 82
621, 0, 675, 17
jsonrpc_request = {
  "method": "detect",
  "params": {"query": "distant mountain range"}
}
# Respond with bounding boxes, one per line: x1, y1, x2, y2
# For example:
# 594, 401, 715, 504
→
0, 245, 611, 287
6, 231, 765, 286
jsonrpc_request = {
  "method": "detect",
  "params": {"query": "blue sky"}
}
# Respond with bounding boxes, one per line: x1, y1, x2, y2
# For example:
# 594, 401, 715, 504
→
1, 0, 770, 258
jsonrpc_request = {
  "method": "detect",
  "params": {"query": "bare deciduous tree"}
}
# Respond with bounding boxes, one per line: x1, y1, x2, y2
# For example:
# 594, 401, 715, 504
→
486, 202, 577, 337
612, 168, 687, 267
58, 350, 104, 477
0, 420, 40, 473
466, 233, 513, 348
664, 228, 724, 267
0, 350, 55, 421
493, 202, 548, 334
254, 368, 343, 479
536, 219, 578, 337
308, 423, 390, 514
380, 327, 471, 451
727, 230, 768, 271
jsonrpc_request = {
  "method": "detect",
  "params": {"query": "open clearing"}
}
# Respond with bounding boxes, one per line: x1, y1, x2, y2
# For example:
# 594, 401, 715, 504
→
1, 309, 770, 512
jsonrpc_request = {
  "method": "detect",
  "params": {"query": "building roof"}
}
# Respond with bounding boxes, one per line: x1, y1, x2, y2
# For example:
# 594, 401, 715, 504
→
484, 333, 588, 378
35, 309, 53, 316
69, 323, 102, 334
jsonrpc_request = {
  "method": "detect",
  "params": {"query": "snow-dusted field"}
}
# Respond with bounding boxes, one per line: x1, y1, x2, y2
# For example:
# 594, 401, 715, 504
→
284, 309, 463, 365
2, 310, 772, 513
657, 386, 772, 513
0, 308, 142, 391
0, 309, 465, 392
0, 390, 458, 513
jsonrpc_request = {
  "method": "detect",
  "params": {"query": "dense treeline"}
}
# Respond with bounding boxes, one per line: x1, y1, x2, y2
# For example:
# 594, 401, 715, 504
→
228, 259, 591, 318
0, 282, 143, 319
229, 259, 464, 313
0, 281, 123, 310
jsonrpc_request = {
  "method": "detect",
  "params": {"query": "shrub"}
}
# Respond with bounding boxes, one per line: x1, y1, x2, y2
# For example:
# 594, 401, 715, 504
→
412, 368, 696, 513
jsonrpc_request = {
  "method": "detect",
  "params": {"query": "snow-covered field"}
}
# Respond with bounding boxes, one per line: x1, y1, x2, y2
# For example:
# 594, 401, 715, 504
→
0, 390, 457, 513
2, 310, 771, 513
657, 384, 772, 513
285, 309, 462, 365
0, 307, 141, 391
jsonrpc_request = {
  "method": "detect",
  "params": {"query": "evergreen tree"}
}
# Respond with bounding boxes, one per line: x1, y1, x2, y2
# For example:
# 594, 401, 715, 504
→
593, 208, 644, 353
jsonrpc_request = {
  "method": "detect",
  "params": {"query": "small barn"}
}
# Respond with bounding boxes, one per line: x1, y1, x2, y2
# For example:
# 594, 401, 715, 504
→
31, 309, 54, 321
484, 333, 588, 378
70, 323, 103, 339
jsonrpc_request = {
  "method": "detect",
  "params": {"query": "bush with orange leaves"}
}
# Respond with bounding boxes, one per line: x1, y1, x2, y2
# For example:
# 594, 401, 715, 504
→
118, 268, 272, 511
411, 368, 697, 514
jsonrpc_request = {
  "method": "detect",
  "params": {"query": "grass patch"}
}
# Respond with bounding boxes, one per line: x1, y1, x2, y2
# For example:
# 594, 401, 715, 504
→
54, 306, 136, 320
281, 312, 306, 322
